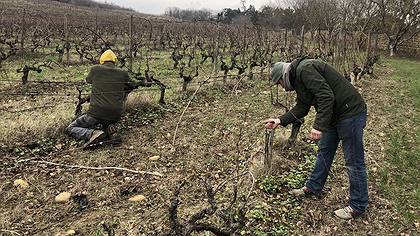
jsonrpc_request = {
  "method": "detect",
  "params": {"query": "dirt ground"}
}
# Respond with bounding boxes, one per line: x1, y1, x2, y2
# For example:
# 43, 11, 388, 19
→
0, 63, 417, 236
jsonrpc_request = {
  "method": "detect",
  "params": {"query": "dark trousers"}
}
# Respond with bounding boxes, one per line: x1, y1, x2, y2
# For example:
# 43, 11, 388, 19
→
65, 114, 115, 140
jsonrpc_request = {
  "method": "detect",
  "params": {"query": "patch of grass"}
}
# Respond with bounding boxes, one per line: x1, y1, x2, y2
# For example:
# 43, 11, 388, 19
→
242, 142, 317, 235
376, 57, 420, 229
0, 99, 74, 148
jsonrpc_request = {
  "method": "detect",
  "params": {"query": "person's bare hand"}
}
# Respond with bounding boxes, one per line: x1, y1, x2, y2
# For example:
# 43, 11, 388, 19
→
310, 128, 322, 141
263, 118, 281, 129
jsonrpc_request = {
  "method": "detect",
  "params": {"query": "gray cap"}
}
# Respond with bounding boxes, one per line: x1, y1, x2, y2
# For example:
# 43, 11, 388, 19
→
270, 62, 285, 84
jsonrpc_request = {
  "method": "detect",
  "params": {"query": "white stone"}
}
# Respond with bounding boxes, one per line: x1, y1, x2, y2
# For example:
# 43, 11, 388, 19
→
55, 192, 71, 203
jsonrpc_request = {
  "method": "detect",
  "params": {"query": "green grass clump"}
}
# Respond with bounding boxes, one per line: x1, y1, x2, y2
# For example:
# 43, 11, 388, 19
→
376, 57, 420, 229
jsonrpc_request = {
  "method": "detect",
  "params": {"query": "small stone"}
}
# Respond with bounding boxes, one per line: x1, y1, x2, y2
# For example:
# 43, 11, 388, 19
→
65, 230, 76, 235
149, 155, 160, 161
55, 192, 71, 203
128, 194, 146, 202
14, 179, 29, 188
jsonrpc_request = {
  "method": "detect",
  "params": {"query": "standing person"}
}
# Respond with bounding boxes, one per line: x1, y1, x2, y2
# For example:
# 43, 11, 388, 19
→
264, 56, 368, 220
66, 49, 150, 148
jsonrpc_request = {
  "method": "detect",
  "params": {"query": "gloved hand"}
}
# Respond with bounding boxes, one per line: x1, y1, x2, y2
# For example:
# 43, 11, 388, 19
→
136, 77, 152, 87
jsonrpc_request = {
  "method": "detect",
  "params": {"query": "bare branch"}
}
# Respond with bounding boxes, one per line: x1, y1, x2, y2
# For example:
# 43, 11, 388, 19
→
16, 159, 164, 177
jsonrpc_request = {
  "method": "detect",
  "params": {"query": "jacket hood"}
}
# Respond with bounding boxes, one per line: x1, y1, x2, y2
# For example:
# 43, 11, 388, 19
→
100, 49, 117, 65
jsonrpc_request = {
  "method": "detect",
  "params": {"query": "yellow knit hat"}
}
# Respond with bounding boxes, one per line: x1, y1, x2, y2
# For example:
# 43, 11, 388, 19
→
99, 49, 117, 64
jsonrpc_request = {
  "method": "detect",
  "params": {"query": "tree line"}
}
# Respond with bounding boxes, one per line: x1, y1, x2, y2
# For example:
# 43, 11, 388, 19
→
164, 0, 420, 56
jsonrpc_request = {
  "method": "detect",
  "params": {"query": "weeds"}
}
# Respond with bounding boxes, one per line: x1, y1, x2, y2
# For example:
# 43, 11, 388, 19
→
374, 58, 420, 231
242, 142, 317, 235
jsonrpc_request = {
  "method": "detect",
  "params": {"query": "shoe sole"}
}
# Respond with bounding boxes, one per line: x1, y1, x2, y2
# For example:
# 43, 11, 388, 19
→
334, 209, 365, 220
83, 131, 107, 149
292, 188, 322, 199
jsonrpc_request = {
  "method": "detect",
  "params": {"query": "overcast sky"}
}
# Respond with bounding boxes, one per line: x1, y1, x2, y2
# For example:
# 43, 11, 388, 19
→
101, 0, 275, 15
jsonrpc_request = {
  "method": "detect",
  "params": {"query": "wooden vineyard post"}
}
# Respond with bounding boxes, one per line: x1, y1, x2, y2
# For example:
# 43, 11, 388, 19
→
264, 129, 274, 169
1, 10, 4, 34
284, 29, 288, 49
334, 26, 343, 69
300, 25, 305, 55
95, 14, 98, 34
213, 13, 221, 76
21, 8, 26, 49
64, 14, 69, 64
128, 15, 133, 72
242, 23, 246, 62
366, 31, 372, 65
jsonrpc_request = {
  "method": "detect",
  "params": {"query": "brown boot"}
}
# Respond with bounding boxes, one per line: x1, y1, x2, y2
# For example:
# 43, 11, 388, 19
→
106, 124, 122, 145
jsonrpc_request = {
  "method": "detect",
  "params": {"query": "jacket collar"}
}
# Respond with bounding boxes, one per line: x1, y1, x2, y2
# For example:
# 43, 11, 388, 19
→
102, 61, 116, 67
290, 56, 312, 82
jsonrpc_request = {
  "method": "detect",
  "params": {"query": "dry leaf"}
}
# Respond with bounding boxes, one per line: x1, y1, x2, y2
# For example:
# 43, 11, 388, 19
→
281, 217, 287, 224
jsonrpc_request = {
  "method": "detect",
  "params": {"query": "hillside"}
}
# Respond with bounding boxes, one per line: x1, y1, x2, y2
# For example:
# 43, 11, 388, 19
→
1, 0, 158, 18
0, 0, 419, 235
48, 0, 136, 13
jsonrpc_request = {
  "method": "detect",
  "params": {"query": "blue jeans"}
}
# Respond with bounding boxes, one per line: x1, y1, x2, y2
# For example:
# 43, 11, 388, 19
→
306, 108, 368, 213
65, 114, 114, 140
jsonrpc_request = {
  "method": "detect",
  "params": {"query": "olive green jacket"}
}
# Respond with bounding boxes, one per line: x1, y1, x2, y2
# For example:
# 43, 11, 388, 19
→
279, 57, 366, 132
86, 62, 137, 122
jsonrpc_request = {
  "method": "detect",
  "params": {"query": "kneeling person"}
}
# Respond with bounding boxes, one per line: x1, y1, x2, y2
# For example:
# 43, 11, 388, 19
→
66, 49, 149, 148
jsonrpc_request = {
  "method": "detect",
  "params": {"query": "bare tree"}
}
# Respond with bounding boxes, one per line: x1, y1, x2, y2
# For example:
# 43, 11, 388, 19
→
164, 7, 214, 21
292, 0, 342, 42
342, 0, 379, 51
371, 0, 420, 56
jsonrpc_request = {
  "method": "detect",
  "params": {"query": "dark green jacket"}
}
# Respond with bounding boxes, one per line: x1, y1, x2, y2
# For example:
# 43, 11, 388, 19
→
86, 61, 137, 122
279, 57, 366, 132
